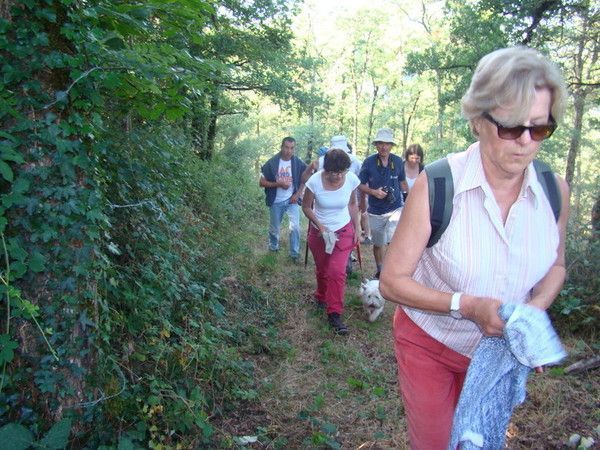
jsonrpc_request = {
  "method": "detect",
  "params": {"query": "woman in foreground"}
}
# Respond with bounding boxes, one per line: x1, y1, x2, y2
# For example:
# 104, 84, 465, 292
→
380, 46, 570, 449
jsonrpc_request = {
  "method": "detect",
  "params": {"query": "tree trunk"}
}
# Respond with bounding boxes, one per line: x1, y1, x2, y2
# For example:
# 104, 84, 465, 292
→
573, 158, 581, 221
307, 94, 315, 160
565, 92, 585, 188
365, 84, 379, 156
400, 92, 421, 151
435, 69, 444, 142
565, 8, 594, 189
4, 0, 95, 426
340, 73, 348, 132
0, 0, 12, 20
203, 94, 219, 160
192, 110, 208, 156
592, 192, 600, 240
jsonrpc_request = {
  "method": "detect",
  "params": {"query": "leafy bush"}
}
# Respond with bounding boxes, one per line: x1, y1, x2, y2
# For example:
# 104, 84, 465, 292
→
0, 1, 293, 446
80, 125, 283, 447
551, 222, 599, 338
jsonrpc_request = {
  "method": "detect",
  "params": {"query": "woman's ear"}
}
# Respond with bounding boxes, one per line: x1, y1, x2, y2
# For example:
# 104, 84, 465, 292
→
470, 118, 481, 137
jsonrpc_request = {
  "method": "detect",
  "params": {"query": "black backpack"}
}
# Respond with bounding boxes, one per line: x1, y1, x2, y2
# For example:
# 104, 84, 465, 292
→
425, 157, 561, 248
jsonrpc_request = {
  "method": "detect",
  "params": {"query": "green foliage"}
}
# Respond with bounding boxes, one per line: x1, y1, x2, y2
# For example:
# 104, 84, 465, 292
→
0, 423, 33, 450
298, 394, 341, 449
0, 0, 298, 446
85, 133, 283, 447
0, 418, 71, 450
1, 0, 107, 440
551, 223, 599, 336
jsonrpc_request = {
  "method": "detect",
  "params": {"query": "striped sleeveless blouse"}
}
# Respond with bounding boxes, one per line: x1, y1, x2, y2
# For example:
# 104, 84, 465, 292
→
402, 143, 560, 357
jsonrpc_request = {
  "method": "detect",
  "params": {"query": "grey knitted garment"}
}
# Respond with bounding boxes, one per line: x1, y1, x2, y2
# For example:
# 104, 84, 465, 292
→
447, 303, 567, 450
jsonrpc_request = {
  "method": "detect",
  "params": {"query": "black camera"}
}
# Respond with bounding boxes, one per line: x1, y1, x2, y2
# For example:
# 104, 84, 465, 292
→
382, 186, 396, 204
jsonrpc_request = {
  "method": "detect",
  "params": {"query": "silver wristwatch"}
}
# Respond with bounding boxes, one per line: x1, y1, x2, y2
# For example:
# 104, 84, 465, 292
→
450, 292, 463, 319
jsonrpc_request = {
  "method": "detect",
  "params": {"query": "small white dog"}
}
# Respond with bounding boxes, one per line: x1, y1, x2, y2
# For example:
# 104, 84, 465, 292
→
359, 279, 385, 322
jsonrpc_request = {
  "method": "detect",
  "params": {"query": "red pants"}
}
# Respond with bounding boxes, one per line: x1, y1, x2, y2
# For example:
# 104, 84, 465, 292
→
307, 221, 355, 314
393, 307, 471, 450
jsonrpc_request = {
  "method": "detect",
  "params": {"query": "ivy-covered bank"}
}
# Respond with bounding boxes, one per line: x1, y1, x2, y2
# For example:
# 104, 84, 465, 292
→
0, 0, 299, 447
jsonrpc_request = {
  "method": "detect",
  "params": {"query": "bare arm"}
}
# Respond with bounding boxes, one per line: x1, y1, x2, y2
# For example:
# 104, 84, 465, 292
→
379, 172, 504, 336
301, 160, 318, 184
290, 182, 305, 204
528, 175, 570, 310
349, 189, 360, 244
400, 180, 409, 193
358, 183, 387, 200
359, 189, 367, 213
301, 188, 326, 234
259, 174, 288, 189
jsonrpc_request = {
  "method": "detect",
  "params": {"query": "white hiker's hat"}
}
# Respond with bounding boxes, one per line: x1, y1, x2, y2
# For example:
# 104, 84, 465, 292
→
372, 128, 396, 145
330, 135, 351, 154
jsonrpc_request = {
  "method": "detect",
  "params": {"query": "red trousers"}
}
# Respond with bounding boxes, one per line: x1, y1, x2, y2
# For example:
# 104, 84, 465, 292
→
393, 307, 471, 450
307, 221, 355, 314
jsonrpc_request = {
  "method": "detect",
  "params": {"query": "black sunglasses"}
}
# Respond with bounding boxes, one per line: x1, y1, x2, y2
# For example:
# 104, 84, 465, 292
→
481, 112, 557, 142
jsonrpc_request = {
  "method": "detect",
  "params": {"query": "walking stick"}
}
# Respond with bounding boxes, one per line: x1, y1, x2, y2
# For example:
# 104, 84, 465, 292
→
304, 224, 310, 268
304, 199, 315, 269
355, 241, 363, 272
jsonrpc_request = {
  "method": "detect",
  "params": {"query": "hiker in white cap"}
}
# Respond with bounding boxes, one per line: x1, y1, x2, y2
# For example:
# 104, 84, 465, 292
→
302, 135, 361, 182
358, 127, 408, 279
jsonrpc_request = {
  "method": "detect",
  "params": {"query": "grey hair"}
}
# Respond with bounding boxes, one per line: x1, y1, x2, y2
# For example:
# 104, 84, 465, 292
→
461, 47, 567, 128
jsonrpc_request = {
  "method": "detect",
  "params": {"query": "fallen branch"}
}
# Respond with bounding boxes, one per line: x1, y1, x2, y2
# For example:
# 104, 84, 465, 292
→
564, 355, 600, 374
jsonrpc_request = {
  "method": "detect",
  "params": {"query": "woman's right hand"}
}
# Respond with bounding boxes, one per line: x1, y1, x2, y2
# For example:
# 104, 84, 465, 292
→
461, 295, 504, 336
317, 224, 328, 235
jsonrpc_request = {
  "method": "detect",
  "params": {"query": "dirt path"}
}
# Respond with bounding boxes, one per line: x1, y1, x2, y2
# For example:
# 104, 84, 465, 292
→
244, 236, 410, 448
225, 227, 599, 449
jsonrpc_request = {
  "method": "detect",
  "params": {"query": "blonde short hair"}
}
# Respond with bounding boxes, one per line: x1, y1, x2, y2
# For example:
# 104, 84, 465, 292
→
461, 47, 567, 127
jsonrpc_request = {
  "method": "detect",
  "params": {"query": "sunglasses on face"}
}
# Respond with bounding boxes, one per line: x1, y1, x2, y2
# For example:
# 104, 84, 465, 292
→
481, 112, 557, 142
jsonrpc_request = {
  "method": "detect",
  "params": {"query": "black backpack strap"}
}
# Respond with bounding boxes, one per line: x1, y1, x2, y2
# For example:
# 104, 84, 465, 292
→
532, 159, 561, 222
424, 158, 454, 248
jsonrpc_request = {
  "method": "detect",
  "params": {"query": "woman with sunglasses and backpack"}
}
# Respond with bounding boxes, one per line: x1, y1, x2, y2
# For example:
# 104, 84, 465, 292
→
379, 47, 570, 449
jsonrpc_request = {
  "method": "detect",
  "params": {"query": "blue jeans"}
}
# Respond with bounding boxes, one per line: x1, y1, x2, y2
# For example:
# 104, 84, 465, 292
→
268, 199, 301, 258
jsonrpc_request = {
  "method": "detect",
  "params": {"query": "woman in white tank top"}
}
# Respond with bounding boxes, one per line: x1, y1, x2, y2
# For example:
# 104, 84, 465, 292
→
302, 149, 361, 335
403, 144, 425, 200
379, 47, 570, 450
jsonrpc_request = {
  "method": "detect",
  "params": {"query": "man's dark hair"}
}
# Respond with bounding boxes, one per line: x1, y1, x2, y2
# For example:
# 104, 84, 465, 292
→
323, 149, 351, 172
281, 136, 296, 147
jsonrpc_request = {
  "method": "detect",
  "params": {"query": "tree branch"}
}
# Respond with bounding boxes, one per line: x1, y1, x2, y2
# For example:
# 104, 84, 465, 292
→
42, 67, 102, 110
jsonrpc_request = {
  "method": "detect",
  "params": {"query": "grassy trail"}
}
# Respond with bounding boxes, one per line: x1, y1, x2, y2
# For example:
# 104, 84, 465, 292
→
252, 245, 408, 448
222, 223, 599, 449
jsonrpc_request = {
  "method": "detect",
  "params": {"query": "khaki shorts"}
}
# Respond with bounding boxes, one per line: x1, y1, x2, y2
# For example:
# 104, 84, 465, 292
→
369, 207, 402, 247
